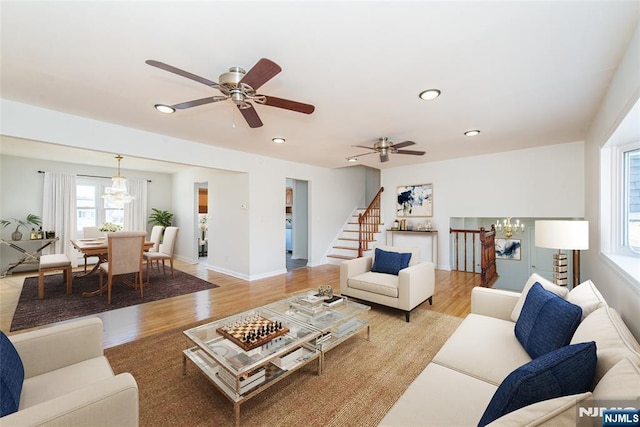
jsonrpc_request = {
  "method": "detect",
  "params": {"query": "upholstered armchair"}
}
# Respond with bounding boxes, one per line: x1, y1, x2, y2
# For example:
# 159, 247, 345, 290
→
0, 318, 138, 426
340, 246, 435, 322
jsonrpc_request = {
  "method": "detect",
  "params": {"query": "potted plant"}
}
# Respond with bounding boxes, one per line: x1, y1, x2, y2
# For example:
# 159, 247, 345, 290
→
148, 208, 174, 228
1, 214, 42, 241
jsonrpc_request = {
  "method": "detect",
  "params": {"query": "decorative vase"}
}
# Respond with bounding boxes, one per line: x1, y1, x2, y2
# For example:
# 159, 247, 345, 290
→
11, 230, 23, 241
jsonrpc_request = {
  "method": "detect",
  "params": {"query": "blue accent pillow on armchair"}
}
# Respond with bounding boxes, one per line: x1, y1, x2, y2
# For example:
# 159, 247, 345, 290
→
1, 331, 24, 417
371, 248, 412, 275
515, 282, 582, 359
478, 341, 597, 426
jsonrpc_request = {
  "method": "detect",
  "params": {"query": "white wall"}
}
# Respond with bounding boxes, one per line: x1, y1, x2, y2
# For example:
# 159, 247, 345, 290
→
584, 23, 640, 338
381, 141, 585, 270
0, 100, 367, 280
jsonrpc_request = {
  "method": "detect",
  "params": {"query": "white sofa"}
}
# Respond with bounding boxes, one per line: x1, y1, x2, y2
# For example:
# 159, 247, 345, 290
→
340, 246, 435, 322
0, 318, 139, 427
379, 274, 640, 426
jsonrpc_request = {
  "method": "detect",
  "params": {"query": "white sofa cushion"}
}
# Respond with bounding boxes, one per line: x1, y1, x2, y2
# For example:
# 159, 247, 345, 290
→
19, 356, 114, 410
348, 272, 399, 298
593, 358, 640, 399
487, 392, 592, 427
433, 314, 531, 386
510, 273, 569, 322
570, 306, 640, 384
567, 280, 607, 321
378, 363, 497, 427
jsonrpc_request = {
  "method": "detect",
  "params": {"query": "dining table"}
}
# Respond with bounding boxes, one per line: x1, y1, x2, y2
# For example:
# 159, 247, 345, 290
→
70, 237, 154, 298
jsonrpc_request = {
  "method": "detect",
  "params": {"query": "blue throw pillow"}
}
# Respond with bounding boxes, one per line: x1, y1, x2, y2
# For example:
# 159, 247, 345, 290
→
371, 248, 412, 275
1, 331, 24, 417
515, 282, 582, 359
478, 341, 597, 426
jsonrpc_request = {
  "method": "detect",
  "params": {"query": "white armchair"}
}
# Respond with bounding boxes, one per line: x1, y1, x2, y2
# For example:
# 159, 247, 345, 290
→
340, 246, 435, 322
0, 318, 138, 427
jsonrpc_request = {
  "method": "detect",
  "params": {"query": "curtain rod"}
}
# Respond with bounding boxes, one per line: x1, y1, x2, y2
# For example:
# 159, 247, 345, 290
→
37, 170, 152, 182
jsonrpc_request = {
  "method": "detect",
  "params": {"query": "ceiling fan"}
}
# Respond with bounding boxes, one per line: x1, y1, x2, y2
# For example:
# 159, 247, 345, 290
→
146, 58, 315, 128
351, 138, 426, 163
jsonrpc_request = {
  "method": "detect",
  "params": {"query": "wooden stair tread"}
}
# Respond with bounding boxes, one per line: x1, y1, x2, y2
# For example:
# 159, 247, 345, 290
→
332, 246, 358, 250
327, 254, 356, 260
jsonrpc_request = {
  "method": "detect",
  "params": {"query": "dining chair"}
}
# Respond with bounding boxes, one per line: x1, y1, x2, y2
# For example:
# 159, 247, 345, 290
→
146, 225, 164, 271
82, 226, 103, 272
99, 231, 146, 304
144, 226, 179, 282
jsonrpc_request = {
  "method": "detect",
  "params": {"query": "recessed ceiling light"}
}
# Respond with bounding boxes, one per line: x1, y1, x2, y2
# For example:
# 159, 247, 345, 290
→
347, 157, 358, 162
418, 89, 441, 101
154, 104, 175, 114
272, 137, 286, 144
464, 130, 480, 137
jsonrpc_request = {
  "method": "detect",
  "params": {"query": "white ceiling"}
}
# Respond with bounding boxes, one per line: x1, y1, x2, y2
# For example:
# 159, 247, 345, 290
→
1, 1, 639, 170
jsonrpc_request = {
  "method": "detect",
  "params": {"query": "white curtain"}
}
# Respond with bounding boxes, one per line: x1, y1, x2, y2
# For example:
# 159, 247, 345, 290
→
42, 172, 78, 266
124, 179, 147, 232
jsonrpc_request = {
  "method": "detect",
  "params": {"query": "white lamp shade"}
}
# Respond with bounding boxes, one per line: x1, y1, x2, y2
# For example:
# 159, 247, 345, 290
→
535, 220, 589, 250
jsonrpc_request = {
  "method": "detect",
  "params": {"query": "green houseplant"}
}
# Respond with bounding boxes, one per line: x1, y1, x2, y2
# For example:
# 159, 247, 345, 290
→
148, 208, 174, 228
1, 214, 42, 241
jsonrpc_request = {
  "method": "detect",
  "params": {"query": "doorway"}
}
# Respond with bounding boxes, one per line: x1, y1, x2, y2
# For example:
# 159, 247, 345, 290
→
196, 182, 208, 263
285, 178, 308, 271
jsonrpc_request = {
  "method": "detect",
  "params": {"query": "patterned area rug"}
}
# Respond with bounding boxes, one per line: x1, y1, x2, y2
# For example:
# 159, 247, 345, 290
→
105, 307, 463, 427
11, 269, 219, 332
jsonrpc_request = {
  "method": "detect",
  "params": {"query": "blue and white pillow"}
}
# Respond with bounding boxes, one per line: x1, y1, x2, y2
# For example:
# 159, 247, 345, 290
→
1, 331, 24, 417
515, 282, 582, 359
371, 248, 412, 275
478, 341, 597, 426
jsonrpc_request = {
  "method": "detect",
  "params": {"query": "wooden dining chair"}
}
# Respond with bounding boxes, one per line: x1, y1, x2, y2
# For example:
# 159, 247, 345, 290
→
143, 226, 179, 283
99, 231, 146, 304
82, 226, 103, 272
145, 225, 164, 270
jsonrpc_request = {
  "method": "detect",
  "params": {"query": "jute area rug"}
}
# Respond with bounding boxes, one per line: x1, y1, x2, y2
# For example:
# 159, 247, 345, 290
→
105, 305, 463, 427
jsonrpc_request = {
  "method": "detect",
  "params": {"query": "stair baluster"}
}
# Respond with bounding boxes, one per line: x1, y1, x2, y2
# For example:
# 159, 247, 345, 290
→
358, 187, 384, 258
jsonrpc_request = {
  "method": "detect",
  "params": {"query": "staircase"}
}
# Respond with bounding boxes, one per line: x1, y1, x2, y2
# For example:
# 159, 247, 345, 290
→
326, 188, 384, 264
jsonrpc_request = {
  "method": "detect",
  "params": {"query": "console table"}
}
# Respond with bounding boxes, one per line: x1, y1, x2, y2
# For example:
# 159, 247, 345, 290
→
385, 230, 438, 266
1, 237, 58, 277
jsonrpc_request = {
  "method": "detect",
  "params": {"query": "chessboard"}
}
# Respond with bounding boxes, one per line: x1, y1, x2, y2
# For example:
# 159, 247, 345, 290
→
216, 316, 290, 351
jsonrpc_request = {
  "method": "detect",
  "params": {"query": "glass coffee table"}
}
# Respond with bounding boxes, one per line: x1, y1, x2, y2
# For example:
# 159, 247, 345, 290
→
183, 290, 370, 426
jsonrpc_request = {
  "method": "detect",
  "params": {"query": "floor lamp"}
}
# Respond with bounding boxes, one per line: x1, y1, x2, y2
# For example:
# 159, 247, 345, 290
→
534, 220, 589, 287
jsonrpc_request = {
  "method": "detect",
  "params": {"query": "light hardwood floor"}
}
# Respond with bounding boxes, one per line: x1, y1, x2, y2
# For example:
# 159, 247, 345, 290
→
0, 260, 484, 348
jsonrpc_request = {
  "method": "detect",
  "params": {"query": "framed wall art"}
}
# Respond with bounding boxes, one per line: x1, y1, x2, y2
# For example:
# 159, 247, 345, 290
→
396, 183, 433, 217
495, 238, 521, 261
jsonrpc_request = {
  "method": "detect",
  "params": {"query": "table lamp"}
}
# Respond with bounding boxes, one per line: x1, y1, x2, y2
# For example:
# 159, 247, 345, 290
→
534, 220, 589, 286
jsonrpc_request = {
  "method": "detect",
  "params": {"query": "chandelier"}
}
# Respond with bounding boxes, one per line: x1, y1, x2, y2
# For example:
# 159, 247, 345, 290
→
102, 155, 134, 208
496, 217, 524, 238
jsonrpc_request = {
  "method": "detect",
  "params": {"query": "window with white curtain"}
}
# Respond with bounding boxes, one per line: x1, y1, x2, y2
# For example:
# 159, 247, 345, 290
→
76, 178, 124, 235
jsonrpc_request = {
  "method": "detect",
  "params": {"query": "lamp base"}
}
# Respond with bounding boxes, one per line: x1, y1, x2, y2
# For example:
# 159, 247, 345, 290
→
552, 252, 568, 286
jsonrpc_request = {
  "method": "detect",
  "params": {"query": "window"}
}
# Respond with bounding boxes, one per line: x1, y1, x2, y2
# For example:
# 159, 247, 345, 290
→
624, 147, 640, 253
76, 178, 124, 236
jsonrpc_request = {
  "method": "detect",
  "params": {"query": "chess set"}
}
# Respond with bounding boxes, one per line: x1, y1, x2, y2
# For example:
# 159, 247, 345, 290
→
216, 315, 290, 351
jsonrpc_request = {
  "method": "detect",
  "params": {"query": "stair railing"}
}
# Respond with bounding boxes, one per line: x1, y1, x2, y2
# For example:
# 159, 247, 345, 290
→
358, 187, 384, 257
449, 225, 498, 287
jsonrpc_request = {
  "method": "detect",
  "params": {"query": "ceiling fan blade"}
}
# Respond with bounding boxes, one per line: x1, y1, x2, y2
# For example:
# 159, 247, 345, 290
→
240, 58, 282, 91
353, 145, 375, 150
261, 96, 315, 114
392, 141, 416, 149
351, 151, 378, 157
396, 149, 426, 156
146, 60, 218, 88
172, 96, 228, 110
238, 103, 263, 128
380, 153, 390, 162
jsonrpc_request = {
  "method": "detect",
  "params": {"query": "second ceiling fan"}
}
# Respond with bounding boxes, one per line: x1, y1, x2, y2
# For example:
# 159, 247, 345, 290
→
146, 58, 315, 128
352, 138, 426, 163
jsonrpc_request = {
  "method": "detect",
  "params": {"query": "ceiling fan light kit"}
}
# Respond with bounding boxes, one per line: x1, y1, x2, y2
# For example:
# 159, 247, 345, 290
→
147, 58, 315, 128
351, 137, 426, 163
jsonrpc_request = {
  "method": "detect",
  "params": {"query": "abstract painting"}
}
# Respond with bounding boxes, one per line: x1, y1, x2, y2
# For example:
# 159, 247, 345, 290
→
495, 238, 521, 260
396, 184, 433, 217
